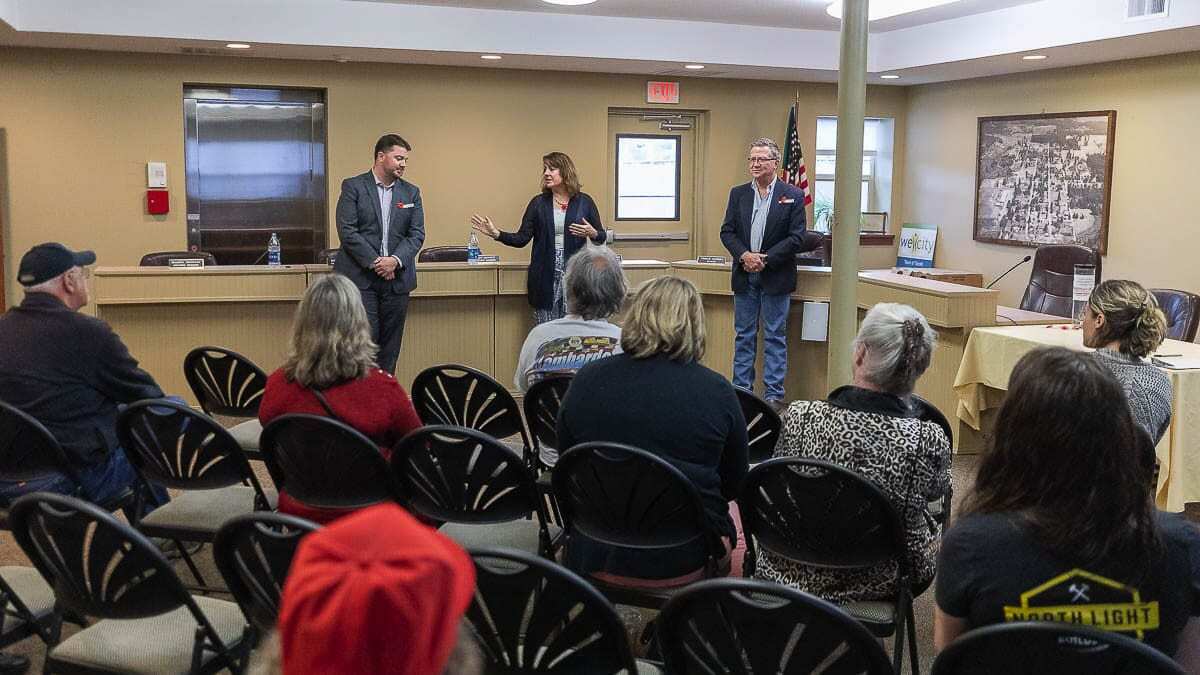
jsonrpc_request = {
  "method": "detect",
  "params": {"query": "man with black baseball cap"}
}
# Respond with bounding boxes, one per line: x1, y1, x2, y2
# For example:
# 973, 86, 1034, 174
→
0, 243, 168, 513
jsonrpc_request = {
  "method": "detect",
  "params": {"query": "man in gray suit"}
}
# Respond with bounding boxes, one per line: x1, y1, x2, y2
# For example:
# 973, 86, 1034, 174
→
334, 134, 426, 373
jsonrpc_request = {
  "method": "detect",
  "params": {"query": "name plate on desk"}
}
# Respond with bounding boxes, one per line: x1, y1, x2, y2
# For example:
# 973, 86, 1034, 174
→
167, 258, 206, 268
698, 256, 727, 265
475, 255, 500, 263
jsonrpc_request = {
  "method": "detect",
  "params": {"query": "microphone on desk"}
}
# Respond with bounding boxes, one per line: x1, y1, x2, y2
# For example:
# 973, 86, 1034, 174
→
985, 255, 1032, 289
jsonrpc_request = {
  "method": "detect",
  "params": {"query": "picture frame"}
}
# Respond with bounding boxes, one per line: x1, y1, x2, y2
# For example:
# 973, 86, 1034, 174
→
859, 211, 888, 233
973, 111, 1116, 254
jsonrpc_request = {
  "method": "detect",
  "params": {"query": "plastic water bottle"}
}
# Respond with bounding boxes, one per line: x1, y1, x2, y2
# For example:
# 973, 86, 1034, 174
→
267, 233, 281, 266
467, 231, 481, 264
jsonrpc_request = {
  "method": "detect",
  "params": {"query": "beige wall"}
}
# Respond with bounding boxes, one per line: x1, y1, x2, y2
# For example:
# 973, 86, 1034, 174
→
0, 47, 909, 308
902, 51, 1200, 307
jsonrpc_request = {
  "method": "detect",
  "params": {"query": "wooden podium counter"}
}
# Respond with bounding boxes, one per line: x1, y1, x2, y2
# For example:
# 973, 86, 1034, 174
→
672, 262, 998, 443
94, 260, 1014, 448
92, 261, 673, 408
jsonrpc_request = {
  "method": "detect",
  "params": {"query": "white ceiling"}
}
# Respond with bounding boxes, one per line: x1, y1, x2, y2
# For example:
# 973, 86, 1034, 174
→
1, 0, 1198, 85
355, 0, 1042, 31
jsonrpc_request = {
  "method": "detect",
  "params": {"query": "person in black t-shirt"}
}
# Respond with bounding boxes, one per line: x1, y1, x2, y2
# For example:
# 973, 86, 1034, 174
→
935, 347, 1200, 669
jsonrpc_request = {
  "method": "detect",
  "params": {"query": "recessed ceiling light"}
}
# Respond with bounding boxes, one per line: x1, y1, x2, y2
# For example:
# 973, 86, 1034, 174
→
826, 0, 963, 21
684, 64, 705, 70
542, 0, 598, 5
225, 43, 252, 50
1022, 54, 1048, 60
880, 74, 901, 79
480, 54, 503, 60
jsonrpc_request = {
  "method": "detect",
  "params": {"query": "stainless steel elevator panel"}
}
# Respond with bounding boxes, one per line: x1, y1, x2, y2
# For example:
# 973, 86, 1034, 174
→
184, 87, 326, 264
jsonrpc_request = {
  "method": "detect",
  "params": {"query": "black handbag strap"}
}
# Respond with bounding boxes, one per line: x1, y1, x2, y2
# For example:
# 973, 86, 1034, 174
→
308, 387, 344, 424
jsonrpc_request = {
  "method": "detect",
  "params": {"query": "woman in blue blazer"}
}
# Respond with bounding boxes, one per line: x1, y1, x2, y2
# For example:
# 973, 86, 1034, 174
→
472, 152, 606, 323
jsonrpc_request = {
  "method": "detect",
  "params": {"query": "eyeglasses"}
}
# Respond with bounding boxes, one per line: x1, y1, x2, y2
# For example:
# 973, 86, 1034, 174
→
747, 157, 777, 164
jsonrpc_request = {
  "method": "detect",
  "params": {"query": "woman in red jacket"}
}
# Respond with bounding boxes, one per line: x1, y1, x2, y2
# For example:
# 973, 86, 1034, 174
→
259, 273, 422, 524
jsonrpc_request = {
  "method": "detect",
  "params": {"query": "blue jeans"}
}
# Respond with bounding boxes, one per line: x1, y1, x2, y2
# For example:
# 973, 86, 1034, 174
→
733, 279, 790, 401
0, 446, 168, 517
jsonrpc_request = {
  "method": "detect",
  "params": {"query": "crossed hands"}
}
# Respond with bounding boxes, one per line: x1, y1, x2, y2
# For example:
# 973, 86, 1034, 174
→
372, 256, 398, 280
740, 251, 767, 273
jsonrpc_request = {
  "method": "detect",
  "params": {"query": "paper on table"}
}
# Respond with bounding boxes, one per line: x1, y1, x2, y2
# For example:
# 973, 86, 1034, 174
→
1150, 355, 1200, 370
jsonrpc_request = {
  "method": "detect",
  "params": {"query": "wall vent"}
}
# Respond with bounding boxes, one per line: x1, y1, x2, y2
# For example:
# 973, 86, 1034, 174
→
1126, 0, 1169, 19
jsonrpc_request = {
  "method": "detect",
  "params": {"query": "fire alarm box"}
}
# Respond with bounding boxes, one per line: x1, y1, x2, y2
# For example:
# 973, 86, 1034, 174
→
147, 189, 169, 215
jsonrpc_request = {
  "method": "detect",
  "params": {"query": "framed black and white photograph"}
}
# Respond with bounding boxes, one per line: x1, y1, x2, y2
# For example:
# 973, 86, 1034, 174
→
973, 111, 1116, 253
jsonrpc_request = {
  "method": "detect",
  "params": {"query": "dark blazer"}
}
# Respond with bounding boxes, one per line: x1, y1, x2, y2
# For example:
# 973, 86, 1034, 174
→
0, 293, 164, 467
497, 192, 606, 310
719, 181, 808, 295
334, 171, 426, 293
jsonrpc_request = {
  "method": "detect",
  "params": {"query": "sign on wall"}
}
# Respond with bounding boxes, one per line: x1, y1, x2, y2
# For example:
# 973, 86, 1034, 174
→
646, 81, 680, 104
897, 223, 938, 268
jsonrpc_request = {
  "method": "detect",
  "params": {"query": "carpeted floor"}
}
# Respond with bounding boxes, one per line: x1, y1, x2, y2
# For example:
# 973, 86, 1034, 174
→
0, 452, 1190, 674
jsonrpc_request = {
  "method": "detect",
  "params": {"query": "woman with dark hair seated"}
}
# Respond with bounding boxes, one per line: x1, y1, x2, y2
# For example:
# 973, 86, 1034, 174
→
1082, 278, 1172, 444
756, 302, 951, 603
935, 347, 1200, 668
258, 274, 423, 524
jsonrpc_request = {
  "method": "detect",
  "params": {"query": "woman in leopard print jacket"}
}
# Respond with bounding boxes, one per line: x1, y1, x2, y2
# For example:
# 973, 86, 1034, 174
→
754, 302, 952, 603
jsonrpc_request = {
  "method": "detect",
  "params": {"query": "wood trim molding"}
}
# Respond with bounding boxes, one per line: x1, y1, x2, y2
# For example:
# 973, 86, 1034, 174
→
859, 233, 895, 246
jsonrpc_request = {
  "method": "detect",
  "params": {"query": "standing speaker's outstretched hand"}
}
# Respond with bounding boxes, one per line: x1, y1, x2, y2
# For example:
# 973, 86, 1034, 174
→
471, 214, 500, 239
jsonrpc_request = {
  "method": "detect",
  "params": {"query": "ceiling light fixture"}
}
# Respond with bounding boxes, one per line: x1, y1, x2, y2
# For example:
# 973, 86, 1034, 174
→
684, 64, 705, 70
541, 0, 599, 5
1022, 54, 1048, 60
480, 54, 503, 60
880, 74, 901, 79
826, 0, 963, 21
225, 43, 252, 49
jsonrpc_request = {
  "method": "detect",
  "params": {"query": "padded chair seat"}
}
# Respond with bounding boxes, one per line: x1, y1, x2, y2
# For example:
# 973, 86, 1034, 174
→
439, 520, 561, 556
842, 600, 897, 637
227, 418, 262, 452
48, 595, 246, 675
139, 486, 277, 542
0, 566, 55, 637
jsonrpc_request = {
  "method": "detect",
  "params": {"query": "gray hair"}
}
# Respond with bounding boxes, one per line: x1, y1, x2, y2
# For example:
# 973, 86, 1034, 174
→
853, 303, 937, 395
749, 137, 781, 161
563, 245, 627, 321
282, 274, 378, 388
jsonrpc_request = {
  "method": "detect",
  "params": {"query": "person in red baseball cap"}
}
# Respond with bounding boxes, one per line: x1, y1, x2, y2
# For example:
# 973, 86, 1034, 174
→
255, 503, 480, 675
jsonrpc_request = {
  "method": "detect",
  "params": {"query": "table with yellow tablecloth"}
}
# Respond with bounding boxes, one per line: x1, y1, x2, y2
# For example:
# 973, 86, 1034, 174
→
953, 323, 1200, 512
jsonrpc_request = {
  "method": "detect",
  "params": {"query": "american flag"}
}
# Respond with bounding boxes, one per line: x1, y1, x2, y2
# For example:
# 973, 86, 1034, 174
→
781, 103, 813, 206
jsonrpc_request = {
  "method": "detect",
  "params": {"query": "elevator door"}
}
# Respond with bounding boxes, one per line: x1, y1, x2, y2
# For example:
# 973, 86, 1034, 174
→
184, 86, 326, 264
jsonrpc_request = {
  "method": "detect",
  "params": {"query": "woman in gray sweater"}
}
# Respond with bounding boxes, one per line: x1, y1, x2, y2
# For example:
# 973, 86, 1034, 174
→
1081, 279, 1172, 444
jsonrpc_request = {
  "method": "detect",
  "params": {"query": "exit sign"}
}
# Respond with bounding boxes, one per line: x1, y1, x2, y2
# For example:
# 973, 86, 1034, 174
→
646, 81, 680, 104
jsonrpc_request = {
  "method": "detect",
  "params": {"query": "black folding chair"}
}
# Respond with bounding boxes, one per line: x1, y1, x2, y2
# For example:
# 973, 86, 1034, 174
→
393, 425, 558, 557
738, 458, 921, 675
183, 346, 269, 460
552, 442, 728, 608
931, 621, 1185, 675
657, 578, 893, 675
259, 413, 404, 515
467, 547, 662, 674
522, 374, 573, 524
213, 512, 319, 637
735, 386, 783, 463
117, 399, 275, 588
0, 565, 59, 651
411, 364, 534, 465
912, 394, 953, 525
0, 399, 135, 519
523, 374, 573, 467
10, 493, 250, 674
0, 400, 130, 647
